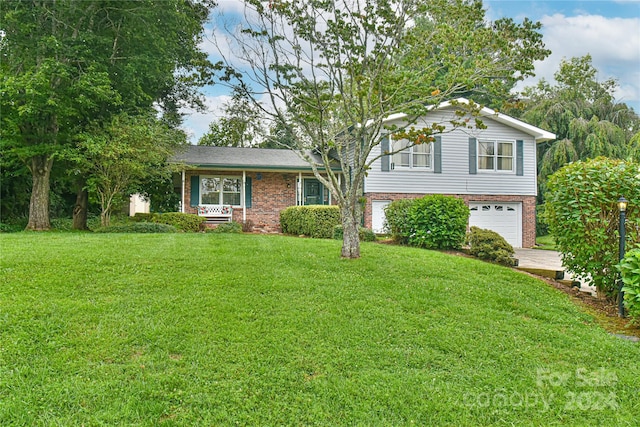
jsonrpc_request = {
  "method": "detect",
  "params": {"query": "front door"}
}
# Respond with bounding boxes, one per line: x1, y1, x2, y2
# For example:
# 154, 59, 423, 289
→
304, 179, 327, 205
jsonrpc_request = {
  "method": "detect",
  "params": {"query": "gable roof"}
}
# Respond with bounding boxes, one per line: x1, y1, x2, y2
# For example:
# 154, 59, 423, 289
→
171, 146, 329, 171
383, 97, 556, 143
174, 99, 555, 171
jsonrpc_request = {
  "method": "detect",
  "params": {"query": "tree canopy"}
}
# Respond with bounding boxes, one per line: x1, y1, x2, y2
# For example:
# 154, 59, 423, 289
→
1, 0, 215, 229
214, 0, 549, 257
198, 93, 266, 147
512, 55, 640, 199
399, 0, 549, 109
73, 114, 186, 227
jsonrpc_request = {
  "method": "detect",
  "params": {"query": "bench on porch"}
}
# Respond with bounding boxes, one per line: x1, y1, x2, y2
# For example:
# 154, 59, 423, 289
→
196, 205, 233, 224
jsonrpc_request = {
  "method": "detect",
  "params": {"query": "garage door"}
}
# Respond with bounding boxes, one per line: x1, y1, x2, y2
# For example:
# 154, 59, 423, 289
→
469, 202, 522, 248
372, 200, 391, 234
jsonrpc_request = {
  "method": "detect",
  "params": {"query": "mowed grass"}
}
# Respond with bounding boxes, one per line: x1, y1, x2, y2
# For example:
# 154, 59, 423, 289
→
535, 234, 557, 251
1, 233, 639, 426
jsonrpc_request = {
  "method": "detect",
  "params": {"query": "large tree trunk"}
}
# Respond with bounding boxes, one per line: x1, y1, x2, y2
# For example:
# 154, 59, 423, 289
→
340, 202, 361, 259
26, 155, 54, 231
72, 181, 89, 230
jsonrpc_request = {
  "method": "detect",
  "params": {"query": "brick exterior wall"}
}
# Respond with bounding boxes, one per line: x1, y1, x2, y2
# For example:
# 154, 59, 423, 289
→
184, 170, 300, 232
363, 192, 537, 248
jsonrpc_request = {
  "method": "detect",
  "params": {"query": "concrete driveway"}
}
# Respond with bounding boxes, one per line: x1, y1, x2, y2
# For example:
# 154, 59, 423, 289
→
513, 248, 596, 296
514, 248, 565, 272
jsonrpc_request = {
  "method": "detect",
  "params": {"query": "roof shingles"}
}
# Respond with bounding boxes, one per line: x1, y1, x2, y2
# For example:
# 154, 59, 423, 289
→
171, 146, 325, 171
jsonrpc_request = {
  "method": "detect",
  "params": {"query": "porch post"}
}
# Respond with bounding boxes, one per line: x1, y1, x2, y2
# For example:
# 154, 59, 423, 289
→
242, 170, 246, 223
298, 172, 303, 205
181, 170, 185, 213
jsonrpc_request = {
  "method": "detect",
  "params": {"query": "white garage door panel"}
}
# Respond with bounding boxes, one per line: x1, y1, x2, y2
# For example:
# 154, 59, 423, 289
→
372, 200, 391, 233
469, 202, 522, 248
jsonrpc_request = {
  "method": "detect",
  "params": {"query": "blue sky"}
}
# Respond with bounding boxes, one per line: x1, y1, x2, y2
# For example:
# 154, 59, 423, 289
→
181, 0, 640, 142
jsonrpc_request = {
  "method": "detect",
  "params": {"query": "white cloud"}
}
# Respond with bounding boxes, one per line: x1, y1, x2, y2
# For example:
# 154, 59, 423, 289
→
215, 0, 246, 15
542, 14, 639, 63
519, 13, 640, 110
200, 2, 248, 60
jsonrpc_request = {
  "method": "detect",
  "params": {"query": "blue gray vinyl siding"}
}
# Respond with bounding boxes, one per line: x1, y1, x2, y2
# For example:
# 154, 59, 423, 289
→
368, 110, 538, 196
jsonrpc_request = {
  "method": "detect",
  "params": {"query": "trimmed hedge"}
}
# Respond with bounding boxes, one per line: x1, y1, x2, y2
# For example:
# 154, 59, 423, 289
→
385, 195, 469, 249
544, 157, 640, 298
333, 225, 376, 242
152, 212, 204, 232
132, 213, 156, 222
131, 212, 206, 232
280, 205, 341, 239
132, 212, 205, 232
619, 248, 640, 324
408, 195, 469, 249
466, 226, 516, 266
207, 221, 243, 234
94, 223, 178, 233
383, 199, 414, 243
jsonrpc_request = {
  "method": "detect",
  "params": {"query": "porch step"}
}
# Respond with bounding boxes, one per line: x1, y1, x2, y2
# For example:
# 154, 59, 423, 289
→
516, 267, 565, 280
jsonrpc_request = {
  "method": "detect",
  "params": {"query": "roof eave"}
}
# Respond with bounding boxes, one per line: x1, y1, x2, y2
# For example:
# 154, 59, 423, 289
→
382, 97, 557, 142
484, 109, 556, 143
183, 163, 342, 172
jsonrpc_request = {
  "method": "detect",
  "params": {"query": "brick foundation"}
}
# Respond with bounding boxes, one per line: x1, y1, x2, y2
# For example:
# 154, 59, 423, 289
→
363, 192, 537, 248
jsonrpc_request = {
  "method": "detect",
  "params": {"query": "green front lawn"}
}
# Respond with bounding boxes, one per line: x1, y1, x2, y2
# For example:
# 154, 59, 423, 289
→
536, 234, 557, 250
1, 233, 638, 425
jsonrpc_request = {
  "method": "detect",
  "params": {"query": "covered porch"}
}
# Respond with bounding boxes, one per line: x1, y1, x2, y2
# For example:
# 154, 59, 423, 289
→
179, 170, 335, 230
171, 146, 340, 231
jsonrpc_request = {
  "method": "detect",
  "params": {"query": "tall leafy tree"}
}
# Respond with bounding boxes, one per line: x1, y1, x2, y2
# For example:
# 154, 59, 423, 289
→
215, 0, 549, 258
629, 132, 640, 162
261, 119, 297, 149
198, 93, 267, 147
400, 0, 548, 109
74, 114, 185, 227
515, 55, 640, 198
1, 0, 215, 230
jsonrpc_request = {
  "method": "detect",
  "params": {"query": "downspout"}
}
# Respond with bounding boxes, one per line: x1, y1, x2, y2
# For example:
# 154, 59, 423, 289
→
181, 170, 185, 213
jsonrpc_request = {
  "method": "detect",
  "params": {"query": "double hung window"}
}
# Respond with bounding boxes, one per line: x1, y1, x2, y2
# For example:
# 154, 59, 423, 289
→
392, 138, 432, 169
478, 140, 514, 172
200, 176, 242, 206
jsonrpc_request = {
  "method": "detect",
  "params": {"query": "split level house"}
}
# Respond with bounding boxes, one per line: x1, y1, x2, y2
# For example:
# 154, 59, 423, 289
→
171, 98, 556, 247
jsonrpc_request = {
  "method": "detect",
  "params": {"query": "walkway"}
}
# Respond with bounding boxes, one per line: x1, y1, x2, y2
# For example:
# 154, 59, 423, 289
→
514, 248, 597, 296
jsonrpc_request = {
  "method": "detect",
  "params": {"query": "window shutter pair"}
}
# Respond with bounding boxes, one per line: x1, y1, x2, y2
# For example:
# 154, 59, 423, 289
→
468, 138, 524, 175
381, 135, 442, 173
189, 175, 252, 207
